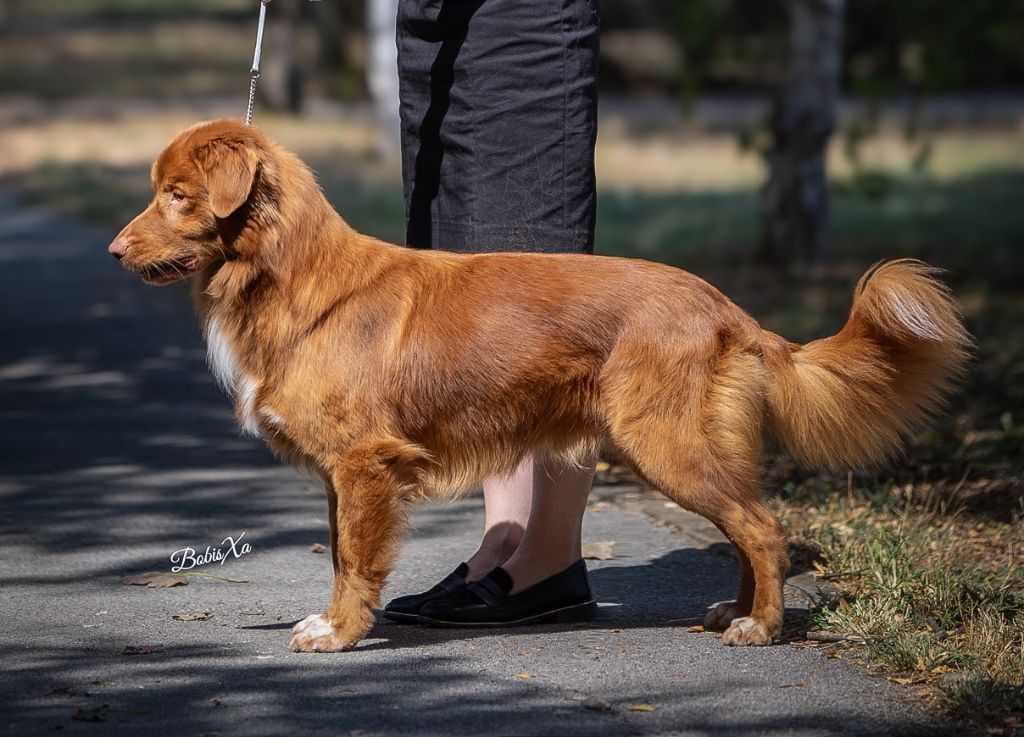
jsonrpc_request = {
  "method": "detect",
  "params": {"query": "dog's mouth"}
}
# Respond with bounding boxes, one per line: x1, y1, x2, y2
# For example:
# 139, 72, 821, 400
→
139, 255, 201, 285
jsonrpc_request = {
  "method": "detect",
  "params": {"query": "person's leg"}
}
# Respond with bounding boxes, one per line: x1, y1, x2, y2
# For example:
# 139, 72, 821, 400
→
465, 453, 596, 585
464, 456, 532, 581
390, 0, 600, 621
501, 455, 595, 592
416, 451, 598, 626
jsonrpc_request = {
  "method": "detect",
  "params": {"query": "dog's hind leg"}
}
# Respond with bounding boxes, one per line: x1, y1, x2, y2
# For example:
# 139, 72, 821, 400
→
290, 439, 421, 653
704, 533, 755, 629
605, 347, 788, 645
629, 453, 788, 645
623, 444, 789, 645
699, 496, 788, 645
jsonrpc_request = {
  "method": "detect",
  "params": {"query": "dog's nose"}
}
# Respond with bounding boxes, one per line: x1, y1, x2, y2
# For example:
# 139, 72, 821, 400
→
108, 237, 129, 261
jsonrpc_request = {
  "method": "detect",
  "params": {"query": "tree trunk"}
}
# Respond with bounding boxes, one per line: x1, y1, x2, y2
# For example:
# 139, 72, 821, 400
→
760, 0, 845, 266
261, 0, 305, 113
366, 0, 401, 154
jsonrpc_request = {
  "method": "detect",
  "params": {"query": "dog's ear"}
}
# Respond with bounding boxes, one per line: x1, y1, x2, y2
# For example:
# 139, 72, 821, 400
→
196, 140, 259, 219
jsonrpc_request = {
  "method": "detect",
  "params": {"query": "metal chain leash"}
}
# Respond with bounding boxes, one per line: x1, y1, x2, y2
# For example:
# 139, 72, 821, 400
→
245, 71, 261, 126
244, 1, 269, 125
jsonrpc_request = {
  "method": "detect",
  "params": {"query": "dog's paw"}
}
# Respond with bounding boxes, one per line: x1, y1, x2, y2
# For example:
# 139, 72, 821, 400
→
720, 616, 776, 647
288, 614, 358, 653
704, 601, 746, 630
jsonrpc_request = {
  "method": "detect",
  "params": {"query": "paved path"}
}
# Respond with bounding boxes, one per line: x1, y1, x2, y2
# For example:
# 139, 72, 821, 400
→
0, 194, 956, 736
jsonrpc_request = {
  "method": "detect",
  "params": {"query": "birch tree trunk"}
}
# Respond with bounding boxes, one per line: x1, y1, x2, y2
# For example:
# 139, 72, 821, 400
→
366, 0, 401, 154
760, 0, 845, 265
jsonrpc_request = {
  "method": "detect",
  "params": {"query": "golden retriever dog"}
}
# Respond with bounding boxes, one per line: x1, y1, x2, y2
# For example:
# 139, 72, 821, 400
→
108, 120, 969, 652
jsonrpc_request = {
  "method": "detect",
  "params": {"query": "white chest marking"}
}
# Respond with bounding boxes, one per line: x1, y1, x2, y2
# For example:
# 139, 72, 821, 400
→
259, 406, 286, 429
206, 314, 262, 437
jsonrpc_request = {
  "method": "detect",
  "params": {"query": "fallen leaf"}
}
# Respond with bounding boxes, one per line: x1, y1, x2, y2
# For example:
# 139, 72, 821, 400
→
582, 541, 616, 561
627, 703, 656, 712
70, 707, 107, 722
581, 695, 614, 712
309, 543, 327, 554
888, 676, 914, 685
173, 612, 211, 622
121, 571, 187, 588
123, 644, 163, 655
686, 625, 705, 633
515, 673, 532, 680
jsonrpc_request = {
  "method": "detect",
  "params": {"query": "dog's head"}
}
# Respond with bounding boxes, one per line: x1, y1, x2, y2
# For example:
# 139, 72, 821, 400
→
107, 119, 274, 286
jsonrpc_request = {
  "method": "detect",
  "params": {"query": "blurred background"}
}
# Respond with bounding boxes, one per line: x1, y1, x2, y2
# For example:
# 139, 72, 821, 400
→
2, 0, 1022, 271
1, 0, 1021, 546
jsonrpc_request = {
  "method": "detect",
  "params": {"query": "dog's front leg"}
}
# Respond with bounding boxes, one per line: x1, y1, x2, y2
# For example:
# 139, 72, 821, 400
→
324, 481, 340, 576
290, 442, 408, 653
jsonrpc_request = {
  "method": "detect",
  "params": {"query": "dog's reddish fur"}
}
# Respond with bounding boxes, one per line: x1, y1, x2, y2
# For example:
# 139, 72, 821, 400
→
109, 120, 970, 652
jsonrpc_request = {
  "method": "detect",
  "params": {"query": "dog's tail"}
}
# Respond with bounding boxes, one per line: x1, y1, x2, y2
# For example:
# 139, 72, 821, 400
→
761, 259, 971, 471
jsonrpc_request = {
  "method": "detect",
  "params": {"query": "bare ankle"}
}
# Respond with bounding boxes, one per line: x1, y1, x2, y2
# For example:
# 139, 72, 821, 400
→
465, 551, 501, 581
466, 523, 524, 580
502, 551, 577, 594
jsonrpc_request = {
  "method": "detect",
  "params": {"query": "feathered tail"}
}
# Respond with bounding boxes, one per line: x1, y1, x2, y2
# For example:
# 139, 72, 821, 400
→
762, 259, 971, 470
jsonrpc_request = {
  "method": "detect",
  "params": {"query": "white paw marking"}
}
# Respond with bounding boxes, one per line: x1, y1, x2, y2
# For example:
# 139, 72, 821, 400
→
722, 616, 774, 647
293, 613, 333, 638
729, 616, 757, 635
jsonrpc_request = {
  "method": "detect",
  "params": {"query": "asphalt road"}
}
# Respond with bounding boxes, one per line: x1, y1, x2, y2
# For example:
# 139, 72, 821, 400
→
0, 194, 958, 736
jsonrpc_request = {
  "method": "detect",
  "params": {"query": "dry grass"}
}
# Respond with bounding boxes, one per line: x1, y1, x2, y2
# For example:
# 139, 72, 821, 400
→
3, 107, 1022, 191
0, 111, 388, 182
759, 267, 1023, 734
772, 490, 1023, 733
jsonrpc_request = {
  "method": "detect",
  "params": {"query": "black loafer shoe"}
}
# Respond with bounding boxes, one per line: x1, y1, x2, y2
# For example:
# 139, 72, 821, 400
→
417, 559, 596, 627
382, 563, 470, 623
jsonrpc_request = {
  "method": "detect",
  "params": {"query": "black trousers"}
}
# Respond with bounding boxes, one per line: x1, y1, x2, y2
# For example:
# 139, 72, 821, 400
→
397, 0, 599, 253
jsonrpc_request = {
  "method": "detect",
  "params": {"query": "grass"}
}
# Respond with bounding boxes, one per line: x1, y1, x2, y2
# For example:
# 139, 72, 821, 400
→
771, 485, 1023, 732
757, 223, 1023, 733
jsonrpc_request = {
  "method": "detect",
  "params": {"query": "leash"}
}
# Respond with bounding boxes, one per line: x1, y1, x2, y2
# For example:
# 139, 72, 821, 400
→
244, 0, 270, 125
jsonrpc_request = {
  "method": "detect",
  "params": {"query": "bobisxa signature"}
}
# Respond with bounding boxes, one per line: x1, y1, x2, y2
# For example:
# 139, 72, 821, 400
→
170, 532, 252, 572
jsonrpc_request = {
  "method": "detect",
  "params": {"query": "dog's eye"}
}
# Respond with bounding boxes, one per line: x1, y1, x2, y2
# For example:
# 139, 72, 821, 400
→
170, 191, 186, 203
